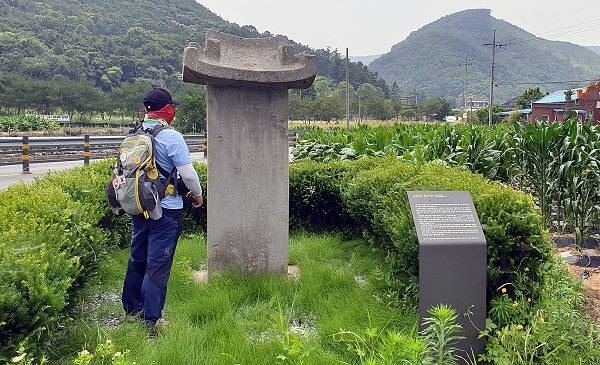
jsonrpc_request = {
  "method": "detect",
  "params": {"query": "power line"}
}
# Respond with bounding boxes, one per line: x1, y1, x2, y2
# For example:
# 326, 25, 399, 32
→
501, 19, 600, 45
496, 79, 600, 86
516, 5, 600, 26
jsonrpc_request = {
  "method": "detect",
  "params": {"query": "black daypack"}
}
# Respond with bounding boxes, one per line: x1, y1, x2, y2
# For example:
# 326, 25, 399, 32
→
106, 123, 176, 219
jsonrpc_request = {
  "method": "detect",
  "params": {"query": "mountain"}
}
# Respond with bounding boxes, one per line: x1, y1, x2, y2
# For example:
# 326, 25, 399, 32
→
0, 0, 387, 94
0, 0, 263, 89
349, 55, 381, 65
369, 9, 600, 104
587, 46, 600, 55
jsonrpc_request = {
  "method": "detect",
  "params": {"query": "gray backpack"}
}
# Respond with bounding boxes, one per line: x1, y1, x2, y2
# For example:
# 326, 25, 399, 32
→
106, 124, 174, 219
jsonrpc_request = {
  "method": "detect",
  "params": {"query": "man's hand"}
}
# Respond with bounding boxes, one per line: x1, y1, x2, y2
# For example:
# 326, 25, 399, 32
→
186, 192, 204, 208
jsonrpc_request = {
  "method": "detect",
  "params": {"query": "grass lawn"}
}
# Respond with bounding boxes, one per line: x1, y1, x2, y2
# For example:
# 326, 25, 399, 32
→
47, 232, 418, 365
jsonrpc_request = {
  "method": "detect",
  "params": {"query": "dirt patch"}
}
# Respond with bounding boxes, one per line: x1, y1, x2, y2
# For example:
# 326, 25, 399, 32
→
555, 246, 600, 328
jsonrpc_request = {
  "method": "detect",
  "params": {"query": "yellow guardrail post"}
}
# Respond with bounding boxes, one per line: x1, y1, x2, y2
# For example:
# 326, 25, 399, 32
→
84, 134, 90, 164
22, 136, 30, 174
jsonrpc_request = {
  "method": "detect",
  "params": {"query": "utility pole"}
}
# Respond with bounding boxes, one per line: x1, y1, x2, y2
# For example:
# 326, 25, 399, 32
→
459, 54, 473, 122
346, 48, 350, 130
484, 30, 505, 125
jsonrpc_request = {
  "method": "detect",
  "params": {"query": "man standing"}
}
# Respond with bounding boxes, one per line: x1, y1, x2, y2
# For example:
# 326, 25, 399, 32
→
121, 87, 203, 336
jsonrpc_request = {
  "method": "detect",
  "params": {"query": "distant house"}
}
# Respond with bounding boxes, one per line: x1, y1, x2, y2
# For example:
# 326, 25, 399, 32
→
501, 96, 519, 109
529, 81, 600, 124
466, 99, 489, 110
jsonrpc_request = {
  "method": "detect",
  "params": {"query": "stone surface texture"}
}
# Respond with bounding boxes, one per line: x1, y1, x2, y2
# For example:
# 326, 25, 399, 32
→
183, 30, 316, 88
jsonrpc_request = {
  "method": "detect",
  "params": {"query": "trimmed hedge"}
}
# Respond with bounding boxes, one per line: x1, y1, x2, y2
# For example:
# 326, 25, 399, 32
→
0, 159, 206, 357
0, 179, 107, 353
290, 158, 553, 306
1, 156, 552, 359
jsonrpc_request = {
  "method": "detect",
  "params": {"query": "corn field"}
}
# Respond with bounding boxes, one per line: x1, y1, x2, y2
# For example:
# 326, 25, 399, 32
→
292, 119, 600, 248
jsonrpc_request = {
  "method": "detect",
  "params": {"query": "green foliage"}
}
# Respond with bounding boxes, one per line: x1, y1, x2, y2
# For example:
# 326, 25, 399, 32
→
0, 0, 390, 119
333, 324, 427, 364
289, 160, 356, 233
31, 232, 418, 364
0, 0, 263, 90
288, 157, 600, 364
3, 121, 600, 363
181, 162, 208, 232
0, 178, 108, 356
368, 8, 600, 102
473, 106, 502, 125
420, 305, 464, 365
40, 159, 131, 249
481, 257, 600, 364
174, 86, 207, 133
516, 87, 548, 109
422, 97, 451, 120
293, 121, 600, 247
290, 156, 552, 311
0, 115, 60, 132
0, 157, 188, 358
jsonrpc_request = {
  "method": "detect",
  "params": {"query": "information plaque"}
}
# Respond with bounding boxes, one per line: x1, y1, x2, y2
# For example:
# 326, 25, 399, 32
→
407, 191, 485, 243
407, 191, 487, 363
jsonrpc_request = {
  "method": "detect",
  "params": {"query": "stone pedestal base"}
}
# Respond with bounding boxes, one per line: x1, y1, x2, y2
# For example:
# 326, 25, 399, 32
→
192, 265, 300, 284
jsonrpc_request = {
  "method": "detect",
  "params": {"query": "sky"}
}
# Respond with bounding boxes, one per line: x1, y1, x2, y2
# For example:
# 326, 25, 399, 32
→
197, 0, 600, 56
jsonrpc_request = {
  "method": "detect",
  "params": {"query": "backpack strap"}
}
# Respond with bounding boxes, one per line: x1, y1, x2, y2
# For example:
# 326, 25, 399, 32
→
145, 123, 179, 195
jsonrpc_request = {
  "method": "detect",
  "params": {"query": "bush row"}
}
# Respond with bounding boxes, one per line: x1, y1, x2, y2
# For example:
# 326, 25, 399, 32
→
0, 115, 61, 132
292, 120, 600, 250
0, 155, 554, 360
0, 159, 206, 358
290, 158, 554, 309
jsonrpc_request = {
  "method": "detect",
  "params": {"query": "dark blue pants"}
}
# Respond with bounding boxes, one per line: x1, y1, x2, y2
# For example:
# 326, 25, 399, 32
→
122, 209, 183, 324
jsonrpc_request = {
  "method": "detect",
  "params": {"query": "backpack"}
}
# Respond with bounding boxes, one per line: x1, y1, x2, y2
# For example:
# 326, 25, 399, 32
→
105, 123, 176, 220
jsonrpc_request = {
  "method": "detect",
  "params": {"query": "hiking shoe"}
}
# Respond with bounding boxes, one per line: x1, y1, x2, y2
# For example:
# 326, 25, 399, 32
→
146, 318, 168, 340
123, 311, 142, 324
147, 327, 158, 340
155, 318, 168, 329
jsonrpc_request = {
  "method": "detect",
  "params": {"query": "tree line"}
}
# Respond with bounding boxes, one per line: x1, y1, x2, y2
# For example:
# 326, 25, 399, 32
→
0, 73, 459, 133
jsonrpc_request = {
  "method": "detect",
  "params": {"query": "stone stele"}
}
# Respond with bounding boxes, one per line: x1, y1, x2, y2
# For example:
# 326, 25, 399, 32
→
182, 30, 316, 277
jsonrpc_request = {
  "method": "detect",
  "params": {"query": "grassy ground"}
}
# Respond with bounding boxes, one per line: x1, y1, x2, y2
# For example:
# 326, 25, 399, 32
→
45, 232, 417, 365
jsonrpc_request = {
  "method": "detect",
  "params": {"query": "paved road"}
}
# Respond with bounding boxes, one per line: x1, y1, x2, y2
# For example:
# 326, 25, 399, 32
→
0, 149, 294, 191
0, 152, 208, 191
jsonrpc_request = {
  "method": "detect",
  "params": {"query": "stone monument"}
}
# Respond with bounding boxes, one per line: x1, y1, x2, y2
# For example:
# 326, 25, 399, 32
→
182, 30, 316, 276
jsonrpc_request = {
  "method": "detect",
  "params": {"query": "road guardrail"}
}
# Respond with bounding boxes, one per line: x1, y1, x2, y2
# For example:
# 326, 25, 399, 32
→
0, 133, 298, 172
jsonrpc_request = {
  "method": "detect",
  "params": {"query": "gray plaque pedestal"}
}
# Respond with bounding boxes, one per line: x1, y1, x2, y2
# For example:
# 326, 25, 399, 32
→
408, 191, 486, 362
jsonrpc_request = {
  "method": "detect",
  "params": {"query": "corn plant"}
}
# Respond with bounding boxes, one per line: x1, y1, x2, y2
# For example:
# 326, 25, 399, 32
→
559, 119, 600, 247
460, 124, 501, 180
518, 120, 563, 228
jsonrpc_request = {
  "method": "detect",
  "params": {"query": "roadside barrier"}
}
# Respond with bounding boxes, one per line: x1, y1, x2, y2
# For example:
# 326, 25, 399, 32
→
0, 133, 298, 172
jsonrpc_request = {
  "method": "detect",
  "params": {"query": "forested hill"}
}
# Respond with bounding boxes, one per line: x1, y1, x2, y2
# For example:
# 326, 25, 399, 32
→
369, 9, 600, 103
0, 0, 388, 93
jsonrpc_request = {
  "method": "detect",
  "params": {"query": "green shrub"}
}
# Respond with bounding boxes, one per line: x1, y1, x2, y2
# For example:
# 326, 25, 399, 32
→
0, 181, 107, 355
290, 157, 553, 311
289, 160, 356, 233
39, 159, 130, 249
0, 230, 79, 354
181, 162, 208, 233
0, 115, 61, 132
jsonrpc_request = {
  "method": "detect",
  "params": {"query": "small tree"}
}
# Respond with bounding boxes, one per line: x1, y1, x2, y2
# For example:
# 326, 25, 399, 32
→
516, 87, 547, 109
174, 85, 207, 133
